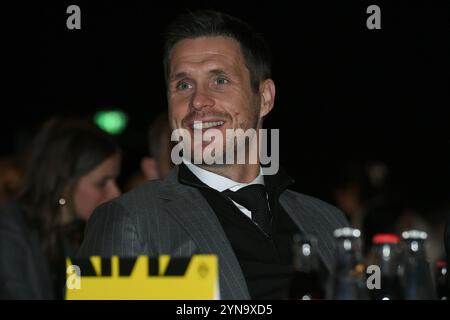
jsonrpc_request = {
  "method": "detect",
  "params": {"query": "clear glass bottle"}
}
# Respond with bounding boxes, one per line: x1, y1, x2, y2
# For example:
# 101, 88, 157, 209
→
366, 233, 404, 300
331, 227, 369, 300
435, 260, 449, 300
289, 234, 325, 300
401, 230, 436, 299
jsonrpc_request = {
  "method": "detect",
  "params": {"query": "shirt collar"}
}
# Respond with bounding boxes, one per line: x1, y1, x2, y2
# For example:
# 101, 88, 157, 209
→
182, 160, 264, 192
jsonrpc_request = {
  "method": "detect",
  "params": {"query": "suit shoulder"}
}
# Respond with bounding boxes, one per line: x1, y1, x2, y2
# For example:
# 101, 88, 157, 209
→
283, 190, 337, 210
118, 179, 164, 204
282, 189, 349, 226
91, 179, 165, 221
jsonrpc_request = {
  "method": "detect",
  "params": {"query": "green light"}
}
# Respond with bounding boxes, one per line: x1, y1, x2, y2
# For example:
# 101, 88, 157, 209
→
94, 110, 128, 135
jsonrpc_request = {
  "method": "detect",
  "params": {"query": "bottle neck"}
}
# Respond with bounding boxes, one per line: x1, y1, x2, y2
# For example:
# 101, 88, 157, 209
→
403, 239, 427, 258
334, 237, 364, 271
368, 243, 402, 276
292, 238, 319, 272
371, 243, 401, 260
335, 238, 362, 257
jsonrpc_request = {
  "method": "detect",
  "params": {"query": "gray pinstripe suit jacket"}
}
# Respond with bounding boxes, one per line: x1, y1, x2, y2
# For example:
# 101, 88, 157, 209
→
78, 166, 348, 299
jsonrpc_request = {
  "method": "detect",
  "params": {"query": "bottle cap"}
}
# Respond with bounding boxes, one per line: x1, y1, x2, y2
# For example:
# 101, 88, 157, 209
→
373, 233, 400, 244
436, 260, 447, 268
401, 229, 428, 240
333, 227, 361, 238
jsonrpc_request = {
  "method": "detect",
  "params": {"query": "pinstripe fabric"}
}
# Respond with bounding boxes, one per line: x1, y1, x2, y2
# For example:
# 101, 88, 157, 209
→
78, 166, 349, 300
279, 190, 349, 274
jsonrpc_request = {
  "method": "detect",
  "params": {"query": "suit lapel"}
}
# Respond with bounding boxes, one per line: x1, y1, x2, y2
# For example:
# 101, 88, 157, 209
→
279, 191, 336, 274
157, 168, 250, 299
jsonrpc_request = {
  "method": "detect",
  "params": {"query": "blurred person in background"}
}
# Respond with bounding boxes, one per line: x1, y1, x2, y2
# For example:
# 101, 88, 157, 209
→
445, 211, 450, 262
395, 203, 449, 264
332, 162, 370, 231
0, 117, 121, 299
0, 156, 24, 204
333, 161, 400, 254
124, 111, 173, 191
334, 159, 447, 261
141, 111, 173, 180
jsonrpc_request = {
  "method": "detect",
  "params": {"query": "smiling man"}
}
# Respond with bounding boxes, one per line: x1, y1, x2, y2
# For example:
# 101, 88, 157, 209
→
168, 34, 270, 177
79, 10, 348, 299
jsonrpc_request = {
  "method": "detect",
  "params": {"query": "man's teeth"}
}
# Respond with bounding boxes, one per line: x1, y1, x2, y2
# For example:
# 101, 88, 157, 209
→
193, 121, 224, 129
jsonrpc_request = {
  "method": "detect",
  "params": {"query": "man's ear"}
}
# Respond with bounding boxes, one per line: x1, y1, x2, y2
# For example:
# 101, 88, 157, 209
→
259, 79, 276, 118
141, 157, 160, 180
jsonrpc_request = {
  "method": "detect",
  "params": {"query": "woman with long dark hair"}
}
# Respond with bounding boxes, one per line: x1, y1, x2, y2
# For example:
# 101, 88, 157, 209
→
0, 117, 121, 299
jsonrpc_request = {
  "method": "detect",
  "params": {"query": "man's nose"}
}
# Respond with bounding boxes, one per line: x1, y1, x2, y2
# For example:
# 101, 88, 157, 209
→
190, 87, 215, 111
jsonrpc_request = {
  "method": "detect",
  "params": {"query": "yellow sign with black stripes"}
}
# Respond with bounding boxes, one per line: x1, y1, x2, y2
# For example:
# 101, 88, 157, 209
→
65, 255, 219, 300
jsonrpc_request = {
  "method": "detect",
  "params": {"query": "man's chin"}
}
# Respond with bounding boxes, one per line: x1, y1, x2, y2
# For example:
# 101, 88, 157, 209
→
187, 147, 227, 165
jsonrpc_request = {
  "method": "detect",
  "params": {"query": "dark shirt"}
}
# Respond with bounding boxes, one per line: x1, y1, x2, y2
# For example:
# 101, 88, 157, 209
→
178, 164, 301, 299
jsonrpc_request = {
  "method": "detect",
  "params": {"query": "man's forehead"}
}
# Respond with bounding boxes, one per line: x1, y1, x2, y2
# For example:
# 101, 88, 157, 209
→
169, 36, 244, 71
172, 36, 241, 54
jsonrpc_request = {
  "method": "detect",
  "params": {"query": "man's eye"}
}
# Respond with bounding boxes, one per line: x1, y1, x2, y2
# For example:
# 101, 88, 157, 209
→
97, 181, 107, 188
215, 77, 229, 85
176, 81, 192, 90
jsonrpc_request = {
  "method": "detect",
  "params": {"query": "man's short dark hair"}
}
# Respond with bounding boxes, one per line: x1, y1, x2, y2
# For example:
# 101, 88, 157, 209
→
163, 10, 272, 93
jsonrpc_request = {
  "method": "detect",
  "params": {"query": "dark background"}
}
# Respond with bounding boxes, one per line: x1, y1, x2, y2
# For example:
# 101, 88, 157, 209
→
3, 1, 450, 215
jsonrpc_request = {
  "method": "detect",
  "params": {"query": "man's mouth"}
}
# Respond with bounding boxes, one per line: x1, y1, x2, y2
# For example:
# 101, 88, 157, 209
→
191, 121, 225, 130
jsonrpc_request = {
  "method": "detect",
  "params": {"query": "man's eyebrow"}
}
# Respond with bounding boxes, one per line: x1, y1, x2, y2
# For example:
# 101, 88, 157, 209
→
170, 69, 229, 81
209, 69, 228, 76
171, 72, 189, 81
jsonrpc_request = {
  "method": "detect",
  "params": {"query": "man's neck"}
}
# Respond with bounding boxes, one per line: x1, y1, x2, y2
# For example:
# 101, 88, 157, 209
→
197, 163, 261, 183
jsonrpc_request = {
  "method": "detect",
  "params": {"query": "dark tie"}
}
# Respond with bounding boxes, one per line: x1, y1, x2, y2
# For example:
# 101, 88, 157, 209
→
222, 184, 272, 236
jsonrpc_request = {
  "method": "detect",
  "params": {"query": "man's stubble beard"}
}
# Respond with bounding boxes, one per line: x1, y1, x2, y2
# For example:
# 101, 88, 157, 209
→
198, 102, 261, 170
